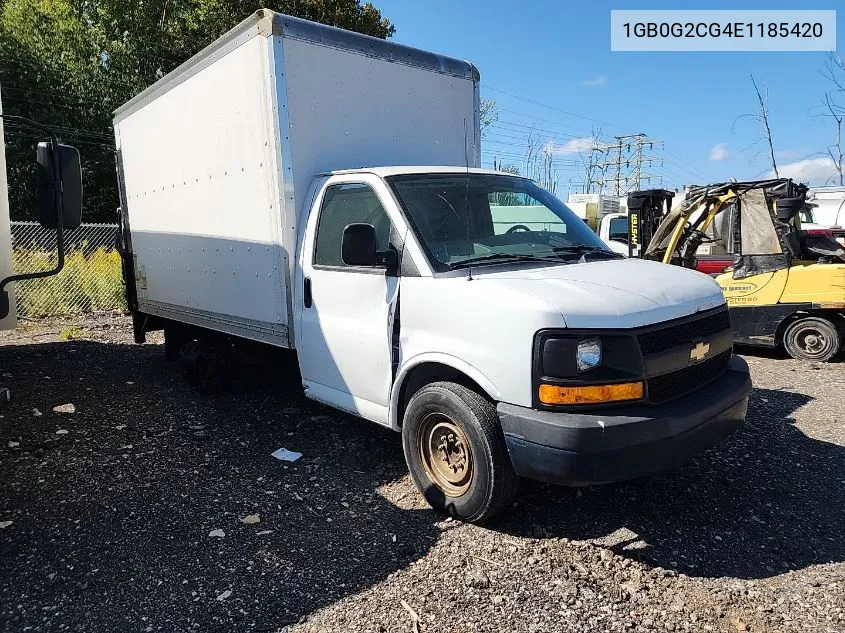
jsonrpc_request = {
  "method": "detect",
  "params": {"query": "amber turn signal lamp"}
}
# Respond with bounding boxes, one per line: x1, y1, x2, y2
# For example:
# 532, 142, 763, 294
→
538, 381, 644, 405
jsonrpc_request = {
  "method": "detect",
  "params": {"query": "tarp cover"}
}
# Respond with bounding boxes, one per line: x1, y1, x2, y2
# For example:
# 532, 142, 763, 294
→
739, 189, 782, 254
732, 189, 789, 280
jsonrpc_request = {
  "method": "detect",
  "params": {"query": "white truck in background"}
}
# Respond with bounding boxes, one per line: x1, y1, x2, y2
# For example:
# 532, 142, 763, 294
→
565, 193, 620, 230
805, 186, 845, 228
597, 212, 630, 256
115, 10, 751, 522
567, 194, 628, 255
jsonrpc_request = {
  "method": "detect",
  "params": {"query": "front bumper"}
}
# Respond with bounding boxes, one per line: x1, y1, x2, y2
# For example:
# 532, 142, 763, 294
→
498, 355, 751, 486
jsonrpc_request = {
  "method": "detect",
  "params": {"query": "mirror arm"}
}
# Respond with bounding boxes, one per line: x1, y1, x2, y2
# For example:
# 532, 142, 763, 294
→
0, 115, 66, 318
377, 247, 399, 271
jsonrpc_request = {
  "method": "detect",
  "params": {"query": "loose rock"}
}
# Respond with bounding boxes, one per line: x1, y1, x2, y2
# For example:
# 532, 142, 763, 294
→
466, 568, 490, 589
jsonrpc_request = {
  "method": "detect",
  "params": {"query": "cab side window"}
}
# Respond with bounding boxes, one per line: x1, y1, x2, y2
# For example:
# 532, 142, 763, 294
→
313, 183, 393, 267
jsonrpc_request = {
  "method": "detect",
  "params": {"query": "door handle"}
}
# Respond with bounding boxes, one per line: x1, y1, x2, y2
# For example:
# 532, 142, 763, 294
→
303, 277, 312, 308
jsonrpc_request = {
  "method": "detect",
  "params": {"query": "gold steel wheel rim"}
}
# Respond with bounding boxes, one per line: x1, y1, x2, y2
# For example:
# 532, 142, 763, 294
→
418, 413, 473, 497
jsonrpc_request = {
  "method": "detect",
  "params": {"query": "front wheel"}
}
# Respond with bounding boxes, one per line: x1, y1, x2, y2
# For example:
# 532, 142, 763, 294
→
402, 382, 518, 522
783, 317, 841, 362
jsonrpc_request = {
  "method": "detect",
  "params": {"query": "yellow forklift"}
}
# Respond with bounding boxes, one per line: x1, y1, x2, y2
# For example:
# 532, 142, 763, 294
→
632, 179, 845, 361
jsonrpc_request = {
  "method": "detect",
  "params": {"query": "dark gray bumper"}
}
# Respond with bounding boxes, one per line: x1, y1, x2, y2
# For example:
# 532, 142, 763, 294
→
498, 355, 752, 486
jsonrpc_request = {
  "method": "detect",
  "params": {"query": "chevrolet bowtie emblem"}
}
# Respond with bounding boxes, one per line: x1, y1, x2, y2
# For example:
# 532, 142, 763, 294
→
689, 341, 711, 362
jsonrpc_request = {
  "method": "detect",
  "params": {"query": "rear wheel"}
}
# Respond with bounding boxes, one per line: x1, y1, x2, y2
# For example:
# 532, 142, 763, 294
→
783, 317, 841, 362
402, 381, 518, 522
181, 340, 230, 394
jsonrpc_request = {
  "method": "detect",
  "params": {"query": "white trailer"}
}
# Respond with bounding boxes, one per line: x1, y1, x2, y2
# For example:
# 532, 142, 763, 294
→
116, 10, 751, 522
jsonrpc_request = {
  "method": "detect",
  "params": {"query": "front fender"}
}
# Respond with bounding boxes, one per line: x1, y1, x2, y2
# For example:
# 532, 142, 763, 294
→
388, 352, 503, 430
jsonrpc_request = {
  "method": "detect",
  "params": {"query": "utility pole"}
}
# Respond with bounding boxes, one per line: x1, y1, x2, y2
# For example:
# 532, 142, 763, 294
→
586, 133, 663, 195
614, 137, 623, 196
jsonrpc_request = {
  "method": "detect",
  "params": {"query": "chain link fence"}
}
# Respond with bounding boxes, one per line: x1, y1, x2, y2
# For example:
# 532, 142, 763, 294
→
10, 221, 126, 318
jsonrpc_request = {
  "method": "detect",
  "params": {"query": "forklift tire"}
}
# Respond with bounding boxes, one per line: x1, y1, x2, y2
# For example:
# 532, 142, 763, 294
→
402, 381, 518, 523
782, 317, 841, 362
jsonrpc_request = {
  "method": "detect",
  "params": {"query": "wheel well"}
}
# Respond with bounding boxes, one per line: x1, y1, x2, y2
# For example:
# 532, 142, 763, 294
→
775, 309, 845, 346
396, 362, 491, 428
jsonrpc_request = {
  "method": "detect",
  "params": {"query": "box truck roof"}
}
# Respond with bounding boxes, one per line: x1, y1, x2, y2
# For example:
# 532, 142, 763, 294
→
318, 166, 514, 178
113, 9, 478, 122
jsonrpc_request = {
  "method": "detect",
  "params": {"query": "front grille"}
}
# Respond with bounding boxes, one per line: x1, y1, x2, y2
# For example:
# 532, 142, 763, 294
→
646, 349, 732, 403
637, 308, 731, 356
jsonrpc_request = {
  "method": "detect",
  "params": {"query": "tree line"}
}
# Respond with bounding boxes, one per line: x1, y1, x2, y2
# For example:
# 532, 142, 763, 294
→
0, 0, 395, 223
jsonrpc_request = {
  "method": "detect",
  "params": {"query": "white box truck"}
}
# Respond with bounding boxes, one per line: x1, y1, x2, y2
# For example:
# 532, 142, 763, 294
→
115, 10, 751, 522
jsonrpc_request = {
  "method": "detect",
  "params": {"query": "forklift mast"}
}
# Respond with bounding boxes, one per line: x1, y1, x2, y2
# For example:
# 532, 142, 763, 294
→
627, 189, 675, 259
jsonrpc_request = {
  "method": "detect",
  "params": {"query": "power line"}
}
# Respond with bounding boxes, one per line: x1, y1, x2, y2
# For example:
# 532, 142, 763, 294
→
662, 149, 720, 183
483, 87, 723, 186
483, 84, 628, 131
498, 108, 594, 134
491, 119, 591, 141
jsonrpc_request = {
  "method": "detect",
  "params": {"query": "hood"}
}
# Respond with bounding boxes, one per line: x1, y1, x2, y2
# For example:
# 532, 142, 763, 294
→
471, 258, 725, 329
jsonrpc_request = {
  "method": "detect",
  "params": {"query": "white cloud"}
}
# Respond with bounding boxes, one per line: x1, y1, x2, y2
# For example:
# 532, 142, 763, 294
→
581, 75, 607, 87
544, 137, 595, 155
773, 157, 840, 184
775, 149, 798, 160
709, 143, 731, 161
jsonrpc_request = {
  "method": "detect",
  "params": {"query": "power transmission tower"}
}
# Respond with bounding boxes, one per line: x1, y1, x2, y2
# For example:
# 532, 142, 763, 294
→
586, 133, 663, 195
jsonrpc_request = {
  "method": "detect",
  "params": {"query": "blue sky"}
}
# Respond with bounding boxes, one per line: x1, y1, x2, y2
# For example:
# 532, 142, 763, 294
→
376, 0, 843, 194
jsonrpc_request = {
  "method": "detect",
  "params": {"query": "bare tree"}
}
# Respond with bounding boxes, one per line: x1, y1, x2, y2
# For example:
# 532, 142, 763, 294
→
519, 129, 558, 193
733, 75, 779, 177
479, 98, 499, 138
751, 75, 779, 177
580, 126, 606, 193
539, 145, 558, 194
523, 128, 542, 180
491, 157, 519, 175
819, 53, 845, 186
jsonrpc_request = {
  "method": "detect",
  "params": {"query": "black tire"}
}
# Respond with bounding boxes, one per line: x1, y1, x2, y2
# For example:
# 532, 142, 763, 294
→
401, 381, 518, 522
783, 317, 841, 362
164, 326, 186, 362
181, 341, 230, 394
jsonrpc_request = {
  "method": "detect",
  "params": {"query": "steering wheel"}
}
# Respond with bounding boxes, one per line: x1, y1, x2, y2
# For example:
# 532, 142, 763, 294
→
506, 224, 532, 234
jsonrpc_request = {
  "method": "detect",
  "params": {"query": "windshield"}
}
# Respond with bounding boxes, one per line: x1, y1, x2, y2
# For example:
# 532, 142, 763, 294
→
386, 173, 616, 271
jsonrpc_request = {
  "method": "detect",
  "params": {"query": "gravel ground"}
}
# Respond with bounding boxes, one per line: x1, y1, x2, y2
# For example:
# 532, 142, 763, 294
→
0, 314, 843, 633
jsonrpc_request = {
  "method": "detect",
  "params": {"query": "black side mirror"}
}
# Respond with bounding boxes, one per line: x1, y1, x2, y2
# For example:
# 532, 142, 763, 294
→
341, 223, 398, 270
342, 223, 378, 266
36, 142, 82, 230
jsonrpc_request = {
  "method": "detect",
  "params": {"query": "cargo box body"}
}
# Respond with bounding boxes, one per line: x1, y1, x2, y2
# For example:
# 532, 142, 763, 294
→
114, 10, 479, 347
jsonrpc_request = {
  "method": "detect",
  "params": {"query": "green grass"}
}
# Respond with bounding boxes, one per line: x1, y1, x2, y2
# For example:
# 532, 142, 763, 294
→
11, 246, 126, 318
59, 325, 91, 340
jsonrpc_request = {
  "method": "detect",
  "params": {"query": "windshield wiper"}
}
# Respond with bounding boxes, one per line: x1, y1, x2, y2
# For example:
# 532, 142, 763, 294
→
449, 253, 567, 270
551, 244, 624, 259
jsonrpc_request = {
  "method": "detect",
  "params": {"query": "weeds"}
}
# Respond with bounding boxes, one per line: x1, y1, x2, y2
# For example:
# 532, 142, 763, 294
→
11, 246, 125, 318
59, 325, 91, 341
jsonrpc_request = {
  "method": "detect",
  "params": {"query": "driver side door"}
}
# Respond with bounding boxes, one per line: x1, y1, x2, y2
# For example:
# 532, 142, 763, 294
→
295, 177, 402, 425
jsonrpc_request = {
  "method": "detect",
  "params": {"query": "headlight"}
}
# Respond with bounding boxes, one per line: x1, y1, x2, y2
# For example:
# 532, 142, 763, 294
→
576, 337, 602, 372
